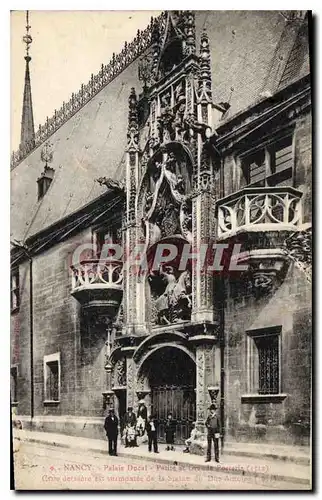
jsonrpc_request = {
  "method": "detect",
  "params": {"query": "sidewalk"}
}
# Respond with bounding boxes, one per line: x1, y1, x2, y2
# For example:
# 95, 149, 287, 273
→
13, 429, 311, 487
223, 441, 310, 466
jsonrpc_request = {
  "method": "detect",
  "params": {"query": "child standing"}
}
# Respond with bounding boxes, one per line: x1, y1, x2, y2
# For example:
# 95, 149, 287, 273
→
165, 413, 176, 451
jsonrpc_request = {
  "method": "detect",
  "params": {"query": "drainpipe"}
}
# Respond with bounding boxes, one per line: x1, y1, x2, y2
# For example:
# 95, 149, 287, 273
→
11, 242, 34, 420
219, 278, 225, 451
29, 256, 34, 420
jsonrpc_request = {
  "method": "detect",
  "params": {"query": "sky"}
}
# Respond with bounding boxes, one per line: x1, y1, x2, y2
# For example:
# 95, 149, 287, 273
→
10, 10, 161, 151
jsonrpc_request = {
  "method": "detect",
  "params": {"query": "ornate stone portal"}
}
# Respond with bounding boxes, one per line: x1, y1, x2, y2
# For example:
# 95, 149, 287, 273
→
106, 12, 221, 443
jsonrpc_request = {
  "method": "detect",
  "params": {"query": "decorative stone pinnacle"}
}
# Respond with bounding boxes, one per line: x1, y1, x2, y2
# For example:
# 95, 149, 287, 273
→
198, 29, 212, 102
128, 88, 138, 126
200, 29, 210, 66
127, 88, 139, 152
183, 11, 196, 55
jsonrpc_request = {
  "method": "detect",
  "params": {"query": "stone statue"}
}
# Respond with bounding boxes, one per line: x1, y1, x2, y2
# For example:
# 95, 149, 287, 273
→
115, 359, 126, 386
153, 266, 192, 324
175, 81, 185, 104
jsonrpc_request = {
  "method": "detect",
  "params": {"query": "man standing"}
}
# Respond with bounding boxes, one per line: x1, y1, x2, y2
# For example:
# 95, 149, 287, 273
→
104, 408, 119, 456
123, 406, 138, 447
146, 415, 159, 453
205, 404, 221, 463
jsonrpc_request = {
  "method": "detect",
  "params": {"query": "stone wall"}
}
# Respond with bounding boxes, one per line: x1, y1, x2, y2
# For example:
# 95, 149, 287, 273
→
224, 263, 311, 445
11, 260, 32, 416
13, 227, 110, 424
221, 110, 312, 446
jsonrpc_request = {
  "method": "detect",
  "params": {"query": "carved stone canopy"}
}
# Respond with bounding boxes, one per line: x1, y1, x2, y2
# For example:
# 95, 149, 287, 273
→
139, 146, 193, 248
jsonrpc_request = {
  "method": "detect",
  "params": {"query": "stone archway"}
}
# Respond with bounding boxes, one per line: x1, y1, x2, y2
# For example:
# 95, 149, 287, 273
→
138, 345, 196, 443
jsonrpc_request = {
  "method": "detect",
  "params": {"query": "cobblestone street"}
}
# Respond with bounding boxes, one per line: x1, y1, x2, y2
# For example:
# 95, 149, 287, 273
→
13, 440, 308, 491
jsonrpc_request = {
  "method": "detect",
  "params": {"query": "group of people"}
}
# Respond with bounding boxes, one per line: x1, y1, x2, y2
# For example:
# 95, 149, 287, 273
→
104, 403, 221, 463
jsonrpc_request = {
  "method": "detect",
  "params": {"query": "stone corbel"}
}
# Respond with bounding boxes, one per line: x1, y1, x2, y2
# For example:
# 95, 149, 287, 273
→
102, 390, 115, 411
208, 384, 220, 405
136, 390, 151, 401
244, 251, 288, 299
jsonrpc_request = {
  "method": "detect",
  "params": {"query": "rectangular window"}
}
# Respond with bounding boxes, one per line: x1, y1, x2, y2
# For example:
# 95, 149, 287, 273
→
44, 353, 60, 402
94, 226, 121, 258
11, 366, 18, 403
247, 326, 281, 395
242, 134, 293, 187
11, 270, 20, 312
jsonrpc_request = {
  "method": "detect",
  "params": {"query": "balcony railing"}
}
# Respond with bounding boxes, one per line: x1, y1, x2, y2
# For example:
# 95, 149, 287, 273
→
71, 259, 123, 290
216, 187, 303, 238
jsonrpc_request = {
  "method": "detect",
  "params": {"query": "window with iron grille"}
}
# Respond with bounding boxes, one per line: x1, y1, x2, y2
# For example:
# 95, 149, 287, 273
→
11, 366, 18, 403
247, 326, 281, 395
11, 270, 20, 312
44, 353, 60, 402
242, 134, 293, 187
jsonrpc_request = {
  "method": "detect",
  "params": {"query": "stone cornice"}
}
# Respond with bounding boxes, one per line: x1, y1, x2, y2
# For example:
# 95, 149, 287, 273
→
212, 75, 311, 154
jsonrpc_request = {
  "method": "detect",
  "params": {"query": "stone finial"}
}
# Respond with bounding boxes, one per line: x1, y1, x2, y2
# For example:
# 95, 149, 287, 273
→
183, 11, 196, 56
127, 88, 139, 152
198, 29, 212, 103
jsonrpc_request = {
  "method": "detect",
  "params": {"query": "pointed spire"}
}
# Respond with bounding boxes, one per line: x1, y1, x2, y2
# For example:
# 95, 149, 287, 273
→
20, 10, 35, 151
198, 29, 212, 103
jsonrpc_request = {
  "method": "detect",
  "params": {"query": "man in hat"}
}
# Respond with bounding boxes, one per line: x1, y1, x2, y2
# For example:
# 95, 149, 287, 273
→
205, 404, 221, 463
123, 406, 138, 447
104, 408, 119, 456
146, 414, 159, 453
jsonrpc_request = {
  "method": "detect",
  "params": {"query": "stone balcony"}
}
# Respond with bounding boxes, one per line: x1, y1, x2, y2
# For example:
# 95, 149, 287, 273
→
71, 259, 123, 316
215, 186, 304, 296
216, 186, 303, 239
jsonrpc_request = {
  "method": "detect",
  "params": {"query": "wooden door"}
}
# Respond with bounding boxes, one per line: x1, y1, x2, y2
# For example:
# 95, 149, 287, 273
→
152, 384, 196, 443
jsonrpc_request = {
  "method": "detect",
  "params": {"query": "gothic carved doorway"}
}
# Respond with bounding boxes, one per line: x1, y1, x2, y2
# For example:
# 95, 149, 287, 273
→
141, 346, 196, 443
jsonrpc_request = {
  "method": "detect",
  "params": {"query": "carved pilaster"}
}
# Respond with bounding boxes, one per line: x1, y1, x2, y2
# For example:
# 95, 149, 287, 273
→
124, 88, 147, 335
191, 180, 219, 323
190, 31, 216, 324
192, 337, 217, 433
124, 348, 137, 411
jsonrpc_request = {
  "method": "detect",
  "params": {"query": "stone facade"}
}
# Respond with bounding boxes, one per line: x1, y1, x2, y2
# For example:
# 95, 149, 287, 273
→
11, 11, 311, 449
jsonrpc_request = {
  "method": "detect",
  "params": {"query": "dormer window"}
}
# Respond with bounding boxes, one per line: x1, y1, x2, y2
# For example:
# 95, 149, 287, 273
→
37, 165, 55, 200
